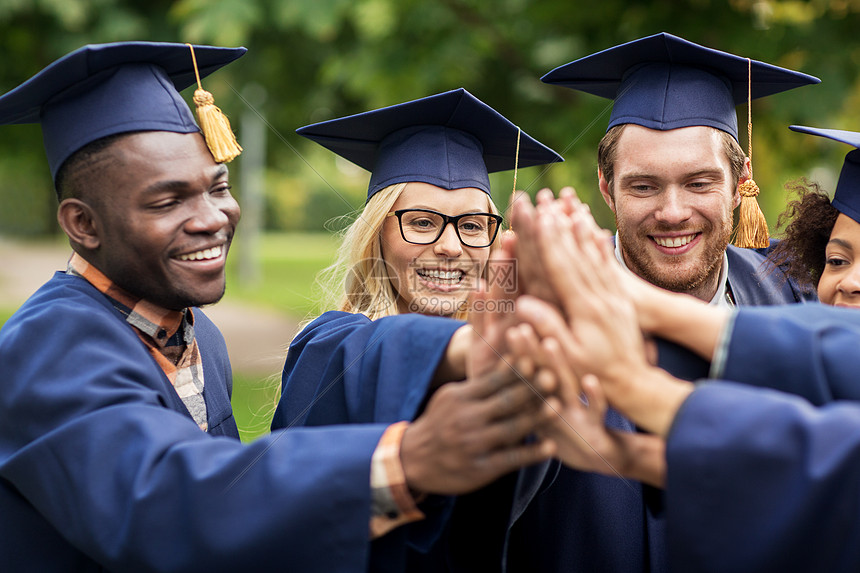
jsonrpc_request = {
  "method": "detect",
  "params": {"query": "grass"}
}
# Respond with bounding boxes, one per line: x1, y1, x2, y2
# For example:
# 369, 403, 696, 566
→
231, 372, 283, 442
225, 232, 340, 441
0, 307, 14, 324
225, 232, 342, 441
226, 231, 340, 321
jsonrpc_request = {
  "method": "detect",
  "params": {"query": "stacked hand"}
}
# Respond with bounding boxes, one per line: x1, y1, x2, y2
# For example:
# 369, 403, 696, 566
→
408, 186, 708, 494
401, 268, 556, 497
503, 188, 697, 484
504, 321, 666, 487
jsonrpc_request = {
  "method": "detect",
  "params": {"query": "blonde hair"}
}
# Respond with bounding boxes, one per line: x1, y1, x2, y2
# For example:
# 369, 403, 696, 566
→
316, 182, 501, 322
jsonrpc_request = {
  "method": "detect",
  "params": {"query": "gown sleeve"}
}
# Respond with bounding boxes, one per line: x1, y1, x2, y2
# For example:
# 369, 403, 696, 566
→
666, 381, 860, 573
0, 279, 387, 573
718, 303, 860, 404
272, 310, 465, 429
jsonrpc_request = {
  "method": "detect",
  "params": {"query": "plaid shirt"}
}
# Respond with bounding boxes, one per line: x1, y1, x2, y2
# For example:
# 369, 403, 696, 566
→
67, 253, 422, 536
66, 253, 208, 431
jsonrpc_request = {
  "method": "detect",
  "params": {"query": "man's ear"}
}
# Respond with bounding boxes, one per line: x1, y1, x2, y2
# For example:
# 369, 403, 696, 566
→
733, 158, 751, 209
598, 168, 616, 213
57, 199, 101, 251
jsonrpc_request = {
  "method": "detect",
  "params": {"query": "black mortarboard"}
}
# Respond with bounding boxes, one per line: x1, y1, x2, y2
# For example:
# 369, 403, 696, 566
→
790, 125, 860, 225
541, 32, 819, 141
0, 41, 246, 181
296, 88, 563, 201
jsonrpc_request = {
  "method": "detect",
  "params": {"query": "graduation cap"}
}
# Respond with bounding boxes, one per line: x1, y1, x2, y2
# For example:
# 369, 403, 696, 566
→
790, 126, 860, 225
0, 41, 246, 182
542, 32, 820, 249
296, 88, 563, 201
540, 32, 819, 141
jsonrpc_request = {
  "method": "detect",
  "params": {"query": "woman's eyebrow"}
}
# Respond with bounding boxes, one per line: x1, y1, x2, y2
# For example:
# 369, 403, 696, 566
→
828, 238, 854, 251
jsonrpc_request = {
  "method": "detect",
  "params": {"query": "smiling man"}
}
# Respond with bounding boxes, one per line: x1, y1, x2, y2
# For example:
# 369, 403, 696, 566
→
483, 33, 826, 573
601, 124, 739, 300
544, 32, 820, 306
0, 42, 556, 572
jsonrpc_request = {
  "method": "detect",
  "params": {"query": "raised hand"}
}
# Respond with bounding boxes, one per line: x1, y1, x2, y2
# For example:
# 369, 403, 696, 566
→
400, 350, 556, 495
529, 208, 650, 392
464, 247, 520, 380
506, 190, 564, 309
505, 319, 667, 487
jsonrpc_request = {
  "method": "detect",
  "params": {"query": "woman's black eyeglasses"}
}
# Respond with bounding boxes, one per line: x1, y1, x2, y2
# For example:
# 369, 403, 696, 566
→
386, 209, 503, 248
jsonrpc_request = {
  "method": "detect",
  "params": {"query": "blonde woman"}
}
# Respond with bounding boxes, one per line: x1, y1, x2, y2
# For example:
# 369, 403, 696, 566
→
319, 179, 502, 321
272, 88, 561, 433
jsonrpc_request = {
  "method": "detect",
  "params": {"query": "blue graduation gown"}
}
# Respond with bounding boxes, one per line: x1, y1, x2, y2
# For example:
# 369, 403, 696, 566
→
718, 303, 860, 403
666, 382, 860, 572
725, 242, 817, 306
659, 303, 860, 571
503, 243, 816, 573
0, 273, 389, 572
272, 311, 465, 571
272, 244, 816, 572
272, 311, 463, 430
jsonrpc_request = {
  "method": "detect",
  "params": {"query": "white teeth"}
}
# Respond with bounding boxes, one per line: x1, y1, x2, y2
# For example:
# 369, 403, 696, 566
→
417, 269, 463, 282
178, 245, 222, 261
654, 235, 695, 248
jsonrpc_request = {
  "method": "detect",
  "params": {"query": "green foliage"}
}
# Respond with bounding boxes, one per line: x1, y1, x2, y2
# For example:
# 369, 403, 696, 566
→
0, 125, 59, 236
171, 0, 263, 46
2, 0, 860, 236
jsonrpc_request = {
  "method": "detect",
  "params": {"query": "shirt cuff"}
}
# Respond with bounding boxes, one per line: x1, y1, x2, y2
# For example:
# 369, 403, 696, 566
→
708, 309, 739, 379
369, 421, 425, 539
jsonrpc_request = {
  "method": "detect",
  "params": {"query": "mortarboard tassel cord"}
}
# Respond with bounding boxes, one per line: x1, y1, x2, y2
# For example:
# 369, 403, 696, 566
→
187, 43, 242, 163
513, 126, 521, 195
733, 57, 770, 249
508, 127, 521, 232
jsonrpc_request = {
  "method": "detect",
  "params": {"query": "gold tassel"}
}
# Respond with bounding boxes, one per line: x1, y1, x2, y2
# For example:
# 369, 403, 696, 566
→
735, 179, 769, 248
733, 57, 769, 249
186, 43, 242, 163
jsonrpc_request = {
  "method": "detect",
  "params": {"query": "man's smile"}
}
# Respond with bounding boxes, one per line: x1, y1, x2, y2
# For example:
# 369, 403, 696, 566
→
649, 233, 701, 255
175, 244, 224, 262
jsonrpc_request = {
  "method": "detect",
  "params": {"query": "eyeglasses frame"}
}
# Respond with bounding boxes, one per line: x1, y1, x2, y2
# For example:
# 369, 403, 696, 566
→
386, 208, 503, 248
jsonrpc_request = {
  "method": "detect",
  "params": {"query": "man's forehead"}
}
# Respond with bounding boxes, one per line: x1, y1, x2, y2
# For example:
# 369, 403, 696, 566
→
101, 131, 226, 188
111, 130, 220, 165
615, 125, 727, 164
614, 125, 730, 178
618, 123, 724, 145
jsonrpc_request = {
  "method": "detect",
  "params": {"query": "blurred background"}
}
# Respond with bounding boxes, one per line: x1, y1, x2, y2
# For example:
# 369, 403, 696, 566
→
1, 0, 858, 437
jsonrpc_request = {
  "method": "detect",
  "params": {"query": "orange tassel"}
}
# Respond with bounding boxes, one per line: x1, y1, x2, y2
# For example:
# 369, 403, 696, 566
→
187, 44, 242, 163
732, 57, 769, 249
733, 178, 769, 248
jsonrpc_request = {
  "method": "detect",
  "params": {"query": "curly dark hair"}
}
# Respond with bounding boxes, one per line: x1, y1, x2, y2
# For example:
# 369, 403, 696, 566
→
768, 178, 840, 289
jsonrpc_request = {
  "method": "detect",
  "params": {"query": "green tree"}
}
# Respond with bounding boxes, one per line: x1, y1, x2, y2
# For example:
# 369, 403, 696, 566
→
1, 0, 859, 235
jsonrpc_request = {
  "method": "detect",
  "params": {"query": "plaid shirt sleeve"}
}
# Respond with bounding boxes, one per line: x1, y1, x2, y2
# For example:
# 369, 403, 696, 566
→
369, 421, 425, 539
